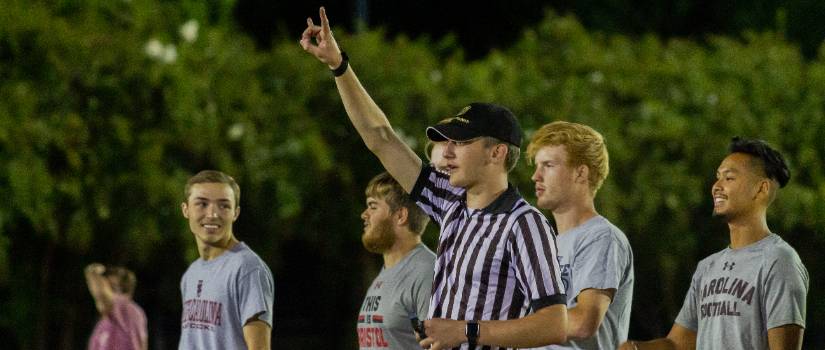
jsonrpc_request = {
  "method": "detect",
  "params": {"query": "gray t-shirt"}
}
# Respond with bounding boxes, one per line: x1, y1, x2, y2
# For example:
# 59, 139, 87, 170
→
537, 215, 634, 350
675, 233, 808, 349
179, 242, 275, 349
357, 244, 436, 349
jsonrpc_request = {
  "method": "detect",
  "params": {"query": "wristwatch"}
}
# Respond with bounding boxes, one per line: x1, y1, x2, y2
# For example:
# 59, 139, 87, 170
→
466, 321, 479, 348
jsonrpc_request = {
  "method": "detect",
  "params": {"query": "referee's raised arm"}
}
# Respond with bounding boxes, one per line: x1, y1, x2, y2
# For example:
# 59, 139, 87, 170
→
300, 7, 422, 193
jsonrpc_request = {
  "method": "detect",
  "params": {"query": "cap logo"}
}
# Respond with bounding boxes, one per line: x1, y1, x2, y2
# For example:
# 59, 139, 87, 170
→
440, 116, 470, 124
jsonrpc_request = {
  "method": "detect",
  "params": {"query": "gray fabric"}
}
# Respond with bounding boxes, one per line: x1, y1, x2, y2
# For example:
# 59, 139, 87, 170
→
675, 233, 808, 349
357, 244, 436, 349
179, 242, 275, 349
538, 216, 634, 350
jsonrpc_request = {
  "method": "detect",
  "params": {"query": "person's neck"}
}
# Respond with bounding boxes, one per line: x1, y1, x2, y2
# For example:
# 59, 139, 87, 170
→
199, 235, 239, 261
552, 197, 598, 235
465, 172, 509, 210
727, 211, 770, 249
382, 233, 421, 269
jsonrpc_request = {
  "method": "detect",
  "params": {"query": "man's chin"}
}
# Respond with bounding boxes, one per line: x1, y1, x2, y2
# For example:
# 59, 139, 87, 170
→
361, 239, 390, 254
362, 244, 386, 254
197, 233, 228, 245
362, 235, 394, 254
448, 175, 466, 188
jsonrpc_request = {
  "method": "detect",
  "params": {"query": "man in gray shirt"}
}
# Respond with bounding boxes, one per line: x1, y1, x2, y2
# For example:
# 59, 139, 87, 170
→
357, 172, 436, 349
622, 137, 808, 349
179, 170, 274, 350
526, 121, 634, 349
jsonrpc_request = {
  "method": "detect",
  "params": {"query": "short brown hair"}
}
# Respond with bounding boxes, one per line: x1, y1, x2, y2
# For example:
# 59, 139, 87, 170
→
481, 137, 521, 172
185, 170, 241, 205
104, 266, 137, 296
527, 121, 609, 195
365, 172, 429, 234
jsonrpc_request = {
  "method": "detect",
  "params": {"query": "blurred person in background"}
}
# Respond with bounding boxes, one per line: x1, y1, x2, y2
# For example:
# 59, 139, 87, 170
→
424, 117, 451, 174
85, 263, 148, 350
424, 140, 449, 174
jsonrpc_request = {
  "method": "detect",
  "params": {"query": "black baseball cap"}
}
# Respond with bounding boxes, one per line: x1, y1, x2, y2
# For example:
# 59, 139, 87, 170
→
426, 102, 523, 147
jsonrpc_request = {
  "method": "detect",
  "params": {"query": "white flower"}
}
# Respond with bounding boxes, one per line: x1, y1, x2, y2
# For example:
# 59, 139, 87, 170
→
429, 69, 443, 83
228, 123, 245, 141
179, 20, 199, 43
162, 44, 178, 64
707, 93, 719, 106
144, 39, 164, 59
589, 71, 604, 84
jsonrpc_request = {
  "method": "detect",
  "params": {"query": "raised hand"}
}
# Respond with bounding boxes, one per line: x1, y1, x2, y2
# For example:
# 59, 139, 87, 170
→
300, 7, 343, 69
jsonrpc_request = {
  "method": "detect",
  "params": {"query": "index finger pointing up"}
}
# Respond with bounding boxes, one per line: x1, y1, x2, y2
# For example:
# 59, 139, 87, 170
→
320, 7, 332, 35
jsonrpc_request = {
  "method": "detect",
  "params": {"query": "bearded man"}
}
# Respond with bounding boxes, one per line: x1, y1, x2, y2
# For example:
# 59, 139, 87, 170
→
357, 172, 436, 349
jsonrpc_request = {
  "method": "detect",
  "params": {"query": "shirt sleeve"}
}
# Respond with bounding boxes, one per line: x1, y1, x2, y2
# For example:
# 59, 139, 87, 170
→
409, 165, 464, 226
509, 210, 566, 311
237, 266, 275, 328
571, 233, 627, 300
764, 248, 809, 329
674, 266, 701, 332
409, 262, 434, 319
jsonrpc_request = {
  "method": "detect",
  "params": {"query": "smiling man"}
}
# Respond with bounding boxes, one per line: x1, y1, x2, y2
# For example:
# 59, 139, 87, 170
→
621, 137, 809, 350
178, 170, 274, 350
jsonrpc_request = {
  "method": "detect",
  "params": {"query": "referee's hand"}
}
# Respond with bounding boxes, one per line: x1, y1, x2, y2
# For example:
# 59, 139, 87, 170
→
419, 318, 465, 350
299, 7, 343, 70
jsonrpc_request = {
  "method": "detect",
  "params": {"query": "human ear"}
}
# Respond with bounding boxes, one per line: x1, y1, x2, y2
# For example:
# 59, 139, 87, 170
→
576, 164, 590, 185
491, 143, 508, 163
395, 207, 409, 226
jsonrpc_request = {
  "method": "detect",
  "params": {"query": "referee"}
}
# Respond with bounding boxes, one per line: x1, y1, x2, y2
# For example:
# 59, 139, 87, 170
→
301, 7, 568, 350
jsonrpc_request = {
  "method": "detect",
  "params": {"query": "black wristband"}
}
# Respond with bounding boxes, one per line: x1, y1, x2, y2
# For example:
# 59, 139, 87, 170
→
466, 321, 479, 348
331, 51, 349, 77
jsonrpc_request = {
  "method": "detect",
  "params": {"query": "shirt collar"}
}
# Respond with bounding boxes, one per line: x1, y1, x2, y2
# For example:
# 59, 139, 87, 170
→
462, 183, 521, 215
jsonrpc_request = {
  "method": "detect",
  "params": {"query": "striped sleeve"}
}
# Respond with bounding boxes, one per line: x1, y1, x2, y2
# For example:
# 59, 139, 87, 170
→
509, 210, 566, 311
410, 164, 464, 226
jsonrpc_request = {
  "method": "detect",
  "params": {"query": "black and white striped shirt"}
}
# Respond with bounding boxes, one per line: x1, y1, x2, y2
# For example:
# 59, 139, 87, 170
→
411, 165, 566, 350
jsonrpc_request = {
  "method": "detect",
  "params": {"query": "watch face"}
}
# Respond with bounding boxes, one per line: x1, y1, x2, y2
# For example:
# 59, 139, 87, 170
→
466, 322, 479, 337
466, 322, 479, 347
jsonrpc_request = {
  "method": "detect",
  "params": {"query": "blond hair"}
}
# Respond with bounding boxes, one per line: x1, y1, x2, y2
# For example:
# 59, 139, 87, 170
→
527, 121, 609, 195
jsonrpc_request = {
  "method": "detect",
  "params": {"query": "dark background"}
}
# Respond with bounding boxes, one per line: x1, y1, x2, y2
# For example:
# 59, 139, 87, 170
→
236, 0, 825, 59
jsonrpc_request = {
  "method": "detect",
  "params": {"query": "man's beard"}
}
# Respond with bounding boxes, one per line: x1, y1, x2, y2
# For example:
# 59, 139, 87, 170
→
362, 217, 396, 254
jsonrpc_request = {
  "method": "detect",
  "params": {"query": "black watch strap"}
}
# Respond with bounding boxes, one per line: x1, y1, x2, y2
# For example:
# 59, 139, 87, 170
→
466, 321, 479, 348
331, 51, 349, 77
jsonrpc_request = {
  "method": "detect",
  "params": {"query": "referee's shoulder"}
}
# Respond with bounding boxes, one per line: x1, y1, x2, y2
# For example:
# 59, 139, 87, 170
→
508, 200, 553, 227
510, 199, 548, 216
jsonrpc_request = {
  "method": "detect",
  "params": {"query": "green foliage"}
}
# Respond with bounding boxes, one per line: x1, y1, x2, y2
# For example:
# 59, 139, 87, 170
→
1, 3, 823, 349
